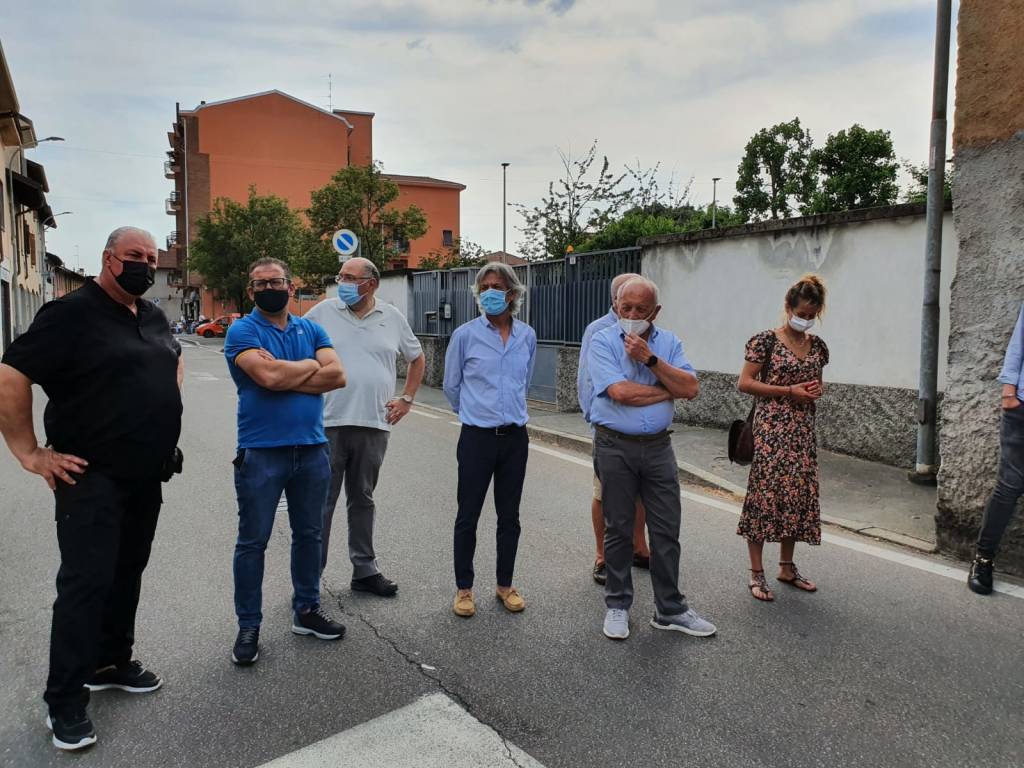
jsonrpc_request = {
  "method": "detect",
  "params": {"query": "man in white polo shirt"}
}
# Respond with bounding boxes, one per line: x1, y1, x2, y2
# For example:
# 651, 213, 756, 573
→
304, 257, 425, 597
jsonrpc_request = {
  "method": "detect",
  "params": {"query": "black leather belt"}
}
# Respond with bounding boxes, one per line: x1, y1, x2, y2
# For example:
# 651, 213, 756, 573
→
465, 424, 525, 436
595, 424, 672, 443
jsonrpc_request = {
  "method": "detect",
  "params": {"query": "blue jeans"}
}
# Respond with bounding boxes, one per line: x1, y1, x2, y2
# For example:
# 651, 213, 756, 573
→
233, 444, 331, 629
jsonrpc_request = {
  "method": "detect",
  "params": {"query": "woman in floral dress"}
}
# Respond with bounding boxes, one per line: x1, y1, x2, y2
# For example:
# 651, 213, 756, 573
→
737, 274, 828, 601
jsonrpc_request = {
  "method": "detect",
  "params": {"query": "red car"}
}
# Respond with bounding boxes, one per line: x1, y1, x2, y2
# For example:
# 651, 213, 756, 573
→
195, 314, 240, 338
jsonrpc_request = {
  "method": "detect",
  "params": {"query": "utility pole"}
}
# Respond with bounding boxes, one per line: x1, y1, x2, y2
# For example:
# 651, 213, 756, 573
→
711, 177, 721, 229
911, 0, 952, 485
501, 162, 510, 263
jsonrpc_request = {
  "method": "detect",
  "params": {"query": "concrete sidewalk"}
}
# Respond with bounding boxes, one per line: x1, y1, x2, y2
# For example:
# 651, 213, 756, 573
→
410, 384, 939, 553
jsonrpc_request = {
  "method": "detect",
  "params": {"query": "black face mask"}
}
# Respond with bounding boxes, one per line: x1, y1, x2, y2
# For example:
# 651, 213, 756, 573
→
113, 257, 156, 296
253, 288, 290, 313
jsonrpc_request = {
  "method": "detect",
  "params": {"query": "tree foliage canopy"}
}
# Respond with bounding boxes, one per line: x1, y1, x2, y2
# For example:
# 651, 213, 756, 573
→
733, 118, 816, 221
809, 124, 898, 213
307, 162, 428, 270
189, 188, 305, 312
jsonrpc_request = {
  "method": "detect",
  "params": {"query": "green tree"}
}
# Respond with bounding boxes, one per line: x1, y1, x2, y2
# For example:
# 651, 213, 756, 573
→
189, 188, 306, 312
577, 210, 685, 251
733, 118, 816, 221
808, 124, 899, 213
514, 141, 632, 260
902, 159, 953, 204
307, 162, 428, 269
418, 238, 489, 270
680, 203, 747, 232
290, 228, 338, 297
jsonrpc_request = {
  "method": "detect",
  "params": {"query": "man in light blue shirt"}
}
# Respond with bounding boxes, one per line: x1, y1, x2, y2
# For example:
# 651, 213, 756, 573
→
970, 302, 1024, 594
589, 276, 716, 641
578, 273, 650, 586
444, 263, 537, 619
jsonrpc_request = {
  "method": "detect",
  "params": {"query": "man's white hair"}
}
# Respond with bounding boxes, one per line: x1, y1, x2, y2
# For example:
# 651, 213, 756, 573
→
472, 262, 526, 315
617, 276, 659, 304
104, 226, 156, 251
610, 272, 641, 302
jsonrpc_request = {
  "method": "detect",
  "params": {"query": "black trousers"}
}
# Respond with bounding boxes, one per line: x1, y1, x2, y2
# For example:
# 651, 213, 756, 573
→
453, 425, 529, 590
44, 471, 162, 715
977, 406, 1024, 558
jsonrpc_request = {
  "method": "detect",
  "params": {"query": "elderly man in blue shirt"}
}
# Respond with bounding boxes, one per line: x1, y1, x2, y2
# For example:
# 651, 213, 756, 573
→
578, 272, 651, 585
444, 263, 537, 619
589, 276, 716, 640
969, 302, 1024, 595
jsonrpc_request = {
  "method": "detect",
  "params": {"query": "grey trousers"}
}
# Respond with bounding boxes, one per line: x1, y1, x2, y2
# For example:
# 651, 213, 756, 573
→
322, 426, 390, 578
594, 430, 687, 615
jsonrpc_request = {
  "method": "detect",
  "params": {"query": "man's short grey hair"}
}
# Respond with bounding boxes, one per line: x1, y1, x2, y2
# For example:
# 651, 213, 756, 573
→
472, 262, 525, 315
344, 257, 380, 281
610, 272, 641, 302
617, 276, 659, 304
104, 226, 156, 251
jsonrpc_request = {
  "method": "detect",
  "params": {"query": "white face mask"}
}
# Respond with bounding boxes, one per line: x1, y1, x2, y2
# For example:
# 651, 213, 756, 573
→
789, 315, 815, 333
619, 317, 651, 336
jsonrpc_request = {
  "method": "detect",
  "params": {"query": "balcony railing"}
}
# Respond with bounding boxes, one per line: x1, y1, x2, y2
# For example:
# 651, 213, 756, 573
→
164, 159, 179, 178
166, 192, 182, 215
167, 231, 180, 249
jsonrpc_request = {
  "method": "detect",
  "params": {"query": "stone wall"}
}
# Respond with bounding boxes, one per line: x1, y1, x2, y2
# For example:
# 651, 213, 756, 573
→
416, 335, 449, 388
937, 0, 1024, 574
556, 346, 581, 413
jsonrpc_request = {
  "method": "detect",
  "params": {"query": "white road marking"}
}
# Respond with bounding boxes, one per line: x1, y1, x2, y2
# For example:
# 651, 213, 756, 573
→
409, 408, 441, 420
448, 421, 462, 427
531, 442, 1024, 600
253, 692, 546, 768
191, 372, 220, 381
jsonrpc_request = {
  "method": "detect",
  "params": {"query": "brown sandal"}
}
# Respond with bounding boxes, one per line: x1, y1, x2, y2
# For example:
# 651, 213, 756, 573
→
777, 561, 817, 592
748, 569, 774, 601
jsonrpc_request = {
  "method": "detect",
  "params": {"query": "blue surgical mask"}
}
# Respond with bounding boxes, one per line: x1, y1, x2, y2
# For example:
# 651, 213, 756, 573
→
479, 288, 509, 316
338, 283, 362, 306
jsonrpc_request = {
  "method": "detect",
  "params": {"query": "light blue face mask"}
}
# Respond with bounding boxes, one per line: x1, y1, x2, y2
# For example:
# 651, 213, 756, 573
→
338, 282, 362, 306
479, 288, 509, 316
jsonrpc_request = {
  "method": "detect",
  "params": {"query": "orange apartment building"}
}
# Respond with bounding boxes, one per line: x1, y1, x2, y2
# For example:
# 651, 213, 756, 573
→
164, 90, 464, 319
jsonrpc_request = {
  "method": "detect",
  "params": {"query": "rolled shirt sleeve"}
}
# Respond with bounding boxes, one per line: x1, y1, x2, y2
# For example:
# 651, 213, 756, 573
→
398, 315, 424, 363
223, 320, 262, 365
998, 303, 1024, 389
310, 320, 334, 352
668, 336, 697, 377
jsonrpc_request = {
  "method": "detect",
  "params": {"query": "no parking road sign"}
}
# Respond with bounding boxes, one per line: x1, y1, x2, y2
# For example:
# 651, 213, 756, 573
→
333, 229, 360, 260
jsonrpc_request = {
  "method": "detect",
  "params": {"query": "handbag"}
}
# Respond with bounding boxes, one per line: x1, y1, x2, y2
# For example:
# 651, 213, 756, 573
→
728, 332, 778, 465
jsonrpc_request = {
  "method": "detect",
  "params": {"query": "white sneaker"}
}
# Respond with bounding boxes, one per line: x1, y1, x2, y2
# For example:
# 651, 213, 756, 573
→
603, 608, 630, 640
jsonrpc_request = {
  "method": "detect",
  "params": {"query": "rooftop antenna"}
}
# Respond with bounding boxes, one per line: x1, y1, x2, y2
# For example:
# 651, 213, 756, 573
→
327, 73, 333, 112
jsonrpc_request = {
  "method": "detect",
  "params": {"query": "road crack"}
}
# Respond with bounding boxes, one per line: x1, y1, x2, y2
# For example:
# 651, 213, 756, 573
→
323, 585, 528, 768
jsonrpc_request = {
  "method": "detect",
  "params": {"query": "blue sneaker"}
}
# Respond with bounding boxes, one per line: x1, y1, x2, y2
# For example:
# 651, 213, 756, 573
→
650, 608, 717, 637
603, 608, 630, 640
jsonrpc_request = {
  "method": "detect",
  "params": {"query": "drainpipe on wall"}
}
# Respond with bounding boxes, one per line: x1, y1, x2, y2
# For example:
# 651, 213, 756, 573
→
911, 0, 952, 486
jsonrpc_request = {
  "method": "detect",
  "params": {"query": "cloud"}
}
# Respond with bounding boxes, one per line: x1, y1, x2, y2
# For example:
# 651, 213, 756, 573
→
2, 0, 954, 271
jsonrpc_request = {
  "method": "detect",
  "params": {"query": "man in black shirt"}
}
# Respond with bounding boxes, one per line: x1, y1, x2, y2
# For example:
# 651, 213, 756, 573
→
0, 226, 183, 751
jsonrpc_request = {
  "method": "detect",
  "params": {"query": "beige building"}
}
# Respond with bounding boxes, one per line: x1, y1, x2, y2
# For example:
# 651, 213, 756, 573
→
1, 41, 58, 350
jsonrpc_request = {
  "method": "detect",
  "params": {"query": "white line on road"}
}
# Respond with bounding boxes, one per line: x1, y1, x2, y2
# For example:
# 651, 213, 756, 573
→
531, 442, 1024, 600
448, 421, 461, 427
409, 408, 441, 420
253, 692, 546, 768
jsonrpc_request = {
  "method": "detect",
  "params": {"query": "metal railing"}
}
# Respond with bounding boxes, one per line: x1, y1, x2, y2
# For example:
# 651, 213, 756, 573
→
409, 247, 641, 344
164, 159, 178, 178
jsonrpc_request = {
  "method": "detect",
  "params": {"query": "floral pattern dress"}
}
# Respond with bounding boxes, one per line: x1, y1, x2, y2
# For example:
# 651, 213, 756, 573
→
737, 329, 829, 544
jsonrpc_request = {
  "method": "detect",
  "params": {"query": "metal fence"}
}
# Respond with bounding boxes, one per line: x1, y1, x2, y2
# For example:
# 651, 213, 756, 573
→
409, 247, 641, 344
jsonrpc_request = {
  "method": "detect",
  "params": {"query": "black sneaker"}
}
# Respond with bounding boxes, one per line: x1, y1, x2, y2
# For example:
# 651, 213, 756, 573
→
292, 606, 345, 640
351, 573, 398, 597
232, 627, 260, 665
592, 561, 607, 585
86, 660, 162, 693
46, 708, 97, 751
968, 557, 994, 595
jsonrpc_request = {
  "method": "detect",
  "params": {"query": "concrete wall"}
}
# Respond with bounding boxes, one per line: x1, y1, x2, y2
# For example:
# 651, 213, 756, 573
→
377, 273, 410, 317
938, 0, 1024, 573
642, 206, 955, 467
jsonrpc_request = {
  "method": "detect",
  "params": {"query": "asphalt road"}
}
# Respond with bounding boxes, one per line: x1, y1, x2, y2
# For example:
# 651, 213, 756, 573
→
1, 341, 1022, 767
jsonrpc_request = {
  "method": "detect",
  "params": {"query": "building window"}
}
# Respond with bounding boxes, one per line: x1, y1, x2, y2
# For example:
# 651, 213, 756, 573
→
442, 230, 454, 247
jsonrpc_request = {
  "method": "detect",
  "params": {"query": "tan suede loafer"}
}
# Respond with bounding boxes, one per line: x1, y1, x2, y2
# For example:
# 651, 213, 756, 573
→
453, 592, 475, 617
496, 587, 525, 613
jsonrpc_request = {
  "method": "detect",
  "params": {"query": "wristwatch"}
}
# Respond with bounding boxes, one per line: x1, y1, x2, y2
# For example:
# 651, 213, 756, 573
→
399, 394, 414, 404
644, 355, 658, 368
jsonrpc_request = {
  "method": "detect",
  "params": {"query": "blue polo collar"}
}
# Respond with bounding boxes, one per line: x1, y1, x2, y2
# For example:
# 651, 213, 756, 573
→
250, 308, 295, 331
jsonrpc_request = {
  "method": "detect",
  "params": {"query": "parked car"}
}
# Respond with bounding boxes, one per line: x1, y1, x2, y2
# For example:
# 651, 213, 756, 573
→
195, 314, 240, 338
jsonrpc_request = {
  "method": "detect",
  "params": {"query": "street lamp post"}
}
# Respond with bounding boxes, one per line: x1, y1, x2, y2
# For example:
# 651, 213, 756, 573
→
42, 210, 72, 228
711, 177, 721, 229
501, 162, 510, 263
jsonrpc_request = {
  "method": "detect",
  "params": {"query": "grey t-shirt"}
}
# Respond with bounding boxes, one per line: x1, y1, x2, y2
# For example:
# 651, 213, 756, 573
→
304, 298, 423, 431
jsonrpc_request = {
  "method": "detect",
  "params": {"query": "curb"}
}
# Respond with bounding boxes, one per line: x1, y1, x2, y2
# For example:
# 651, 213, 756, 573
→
413, 403, 938, 556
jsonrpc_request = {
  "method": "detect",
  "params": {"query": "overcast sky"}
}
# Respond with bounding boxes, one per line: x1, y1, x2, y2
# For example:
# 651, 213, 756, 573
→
6, 0, 956, 275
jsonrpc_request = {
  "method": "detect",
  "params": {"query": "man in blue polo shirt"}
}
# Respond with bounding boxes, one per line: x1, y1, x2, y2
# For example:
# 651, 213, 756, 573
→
589, 276, 716, 642
224, 257, 347, 665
